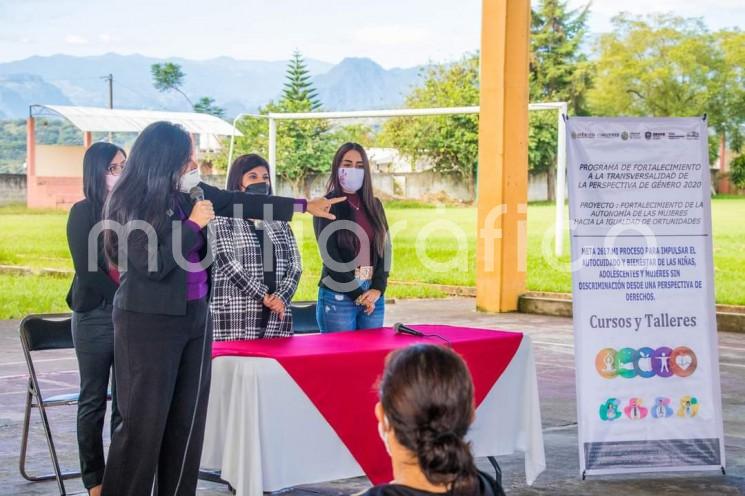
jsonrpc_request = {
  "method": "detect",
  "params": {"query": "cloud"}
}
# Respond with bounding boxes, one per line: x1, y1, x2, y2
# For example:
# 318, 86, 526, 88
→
355, 25, 431, 46
64, 34, 88, 45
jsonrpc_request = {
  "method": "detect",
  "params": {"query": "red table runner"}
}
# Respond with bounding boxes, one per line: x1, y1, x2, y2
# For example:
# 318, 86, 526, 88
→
211, 324, 523, 484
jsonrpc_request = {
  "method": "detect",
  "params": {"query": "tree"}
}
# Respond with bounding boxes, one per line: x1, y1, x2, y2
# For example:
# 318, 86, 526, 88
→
707, 29, 745, 158
529, 0, 591, 200
381, 54, 480, 196
731, 154, 745, 190
193, 97, 225, 118
282, 51, 322, 111
232, 52, 336, 196
151, 62, 192, 106
588, 15, 715, 117
588, 16, 745, 165
152, 62, 229, 118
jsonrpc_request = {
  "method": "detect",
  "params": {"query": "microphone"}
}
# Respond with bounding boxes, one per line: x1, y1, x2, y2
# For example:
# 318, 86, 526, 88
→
189, 186, 205, 203
393, 322, 424, 337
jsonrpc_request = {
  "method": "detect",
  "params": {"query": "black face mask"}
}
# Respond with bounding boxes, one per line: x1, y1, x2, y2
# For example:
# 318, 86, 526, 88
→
244, 182, 271, 195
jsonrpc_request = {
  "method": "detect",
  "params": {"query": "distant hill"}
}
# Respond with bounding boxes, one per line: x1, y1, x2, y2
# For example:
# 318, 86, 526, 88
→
314, 57, 421, 110
0, 53, 423, 119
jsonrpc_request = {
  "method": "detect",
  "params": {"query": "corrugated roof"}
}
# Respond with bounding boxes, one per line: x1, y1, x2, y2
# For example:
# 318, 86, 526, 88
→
33, 105, 241, 136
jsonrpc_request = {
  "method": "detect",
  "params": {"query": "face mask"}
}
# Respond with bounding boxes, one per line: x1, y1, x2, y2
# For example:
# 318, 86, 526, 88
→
245, 182, 271, 195
377, 415, 391, 456
338, 167, 365, 193
105, 174, 120, 192
178, 168, 201, 193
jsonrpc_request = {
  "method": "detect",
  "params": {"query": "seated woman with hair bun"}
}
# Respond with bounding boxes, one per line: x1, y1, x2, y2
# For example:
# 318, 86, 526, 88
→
362, 344, 505, 496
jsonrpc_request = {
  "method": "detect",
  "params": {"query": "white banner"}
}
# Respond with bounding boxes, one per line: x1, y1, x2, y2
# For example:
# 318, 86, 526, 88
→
566, 117, 725, 477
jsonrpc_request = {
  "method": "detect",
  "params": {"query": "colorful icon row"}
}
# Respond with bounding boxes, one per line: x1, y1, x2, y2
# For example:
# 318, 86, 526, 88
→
599, 395, 700, 421
595, 346, 697, 379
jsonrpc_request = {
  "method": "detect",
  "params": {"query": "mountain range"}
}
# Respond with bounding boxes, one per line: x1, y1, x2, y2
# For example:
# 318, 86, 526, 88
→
0, 53, 423, 120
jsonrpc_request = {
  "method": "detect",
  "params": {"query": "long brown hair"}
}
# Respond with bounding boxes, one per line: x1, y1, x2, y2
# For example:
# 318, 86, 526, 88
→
379, 344, 479, 495
326, 142, 388, 257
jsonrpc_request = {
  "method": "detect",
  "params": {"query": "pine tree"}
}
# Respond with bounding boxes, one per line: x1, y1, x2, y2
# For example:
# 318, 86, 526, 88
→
529, 0, 591, 200
530, 0, 591, 108
281, 50, 322, 111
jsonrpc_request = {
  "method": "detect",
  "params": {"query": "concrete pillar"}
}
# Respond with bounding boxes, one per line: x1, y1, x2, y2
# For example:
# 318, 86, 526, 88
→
26, 117, 36, 177
718, 133, 730, 194
475, 0, 530, 312
26, 116, 36, 208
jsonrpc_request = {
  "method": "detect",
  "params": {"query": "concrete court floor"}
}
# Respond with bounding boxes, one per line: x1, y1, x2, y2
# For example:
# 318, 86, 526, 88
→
0, 297, 742, 495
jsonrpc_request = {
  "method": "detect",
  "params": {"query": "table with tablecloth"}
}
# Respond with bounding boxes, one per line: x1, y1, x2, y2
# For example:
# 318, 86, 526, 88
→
200, 324, 546, 496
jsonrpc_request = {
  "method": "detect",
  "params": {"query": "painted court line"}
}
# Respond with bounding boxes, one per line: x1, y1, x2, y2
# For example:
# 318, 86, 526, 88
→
0, 356, 76, 367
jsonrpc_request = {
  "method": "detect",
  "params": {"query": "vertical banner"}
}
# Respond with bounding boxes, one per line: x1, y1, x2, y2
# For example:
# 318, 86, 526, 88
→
567, 117, 725, 476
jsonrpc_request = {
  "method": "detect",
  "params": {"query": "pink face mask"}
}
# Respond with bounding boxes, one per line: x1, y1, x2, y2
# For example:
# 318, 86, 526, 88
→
105, 174, 120, 192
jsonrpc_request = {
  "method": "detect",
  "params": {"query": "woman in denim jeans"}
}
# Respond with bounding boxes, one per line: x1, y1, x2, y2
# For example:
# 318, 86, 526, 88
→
66, 142, 126, 496
314, 142, 391, 332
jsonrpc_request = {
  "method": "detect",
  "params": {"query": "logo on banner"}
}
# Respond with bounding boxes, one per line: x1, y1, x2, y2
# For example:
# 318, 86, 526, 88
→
651, 397, 674, 418
595, 346, 697, 378
599, 398, 622, 421
599, 395, 700, 421
677, 396, 700, 418
624, 398, 648, 420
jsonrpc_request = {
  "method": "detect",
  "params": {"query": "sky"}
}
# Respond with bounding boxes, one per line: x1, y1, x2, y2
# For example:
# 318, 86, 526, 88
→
0, 0, 743, 68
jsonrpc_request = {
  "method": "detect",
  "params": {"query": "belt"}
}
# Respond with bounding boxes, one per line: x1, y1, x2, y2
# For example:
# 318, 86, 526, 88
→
355, 266, 374, 281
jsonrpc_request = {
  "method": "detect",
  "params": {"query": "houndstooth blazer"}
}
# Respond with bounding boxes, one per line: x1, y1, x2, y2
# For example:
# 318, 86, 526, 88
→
209, 216, 302, 341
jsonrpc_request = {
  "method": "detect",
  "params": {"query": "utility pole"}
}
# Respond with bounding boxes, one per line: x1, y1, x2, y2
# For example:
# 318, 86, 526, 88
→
105, 73, 113, 109
103, 73, 113, 141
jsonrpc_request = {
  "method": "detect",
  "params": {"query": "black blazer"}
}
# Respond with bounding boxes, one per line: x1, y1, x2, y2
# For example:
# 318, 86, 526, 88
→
66, 199, 118, 312
313, 192, 390, 301
112, 182, 297, 316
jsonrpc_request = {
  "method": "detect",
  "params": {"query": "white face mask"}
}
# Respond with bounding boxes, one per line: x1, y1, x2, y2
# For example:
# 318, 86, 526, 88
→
105, 174, 120, 192
178, 168, 201, 193
338, 167, 365, 193
377, 415, 392, 456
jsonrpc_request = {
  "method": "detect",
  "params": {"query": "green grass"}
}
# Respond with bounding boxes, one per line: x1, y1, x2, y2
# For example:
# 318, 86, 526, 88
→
0, 196, 743, 319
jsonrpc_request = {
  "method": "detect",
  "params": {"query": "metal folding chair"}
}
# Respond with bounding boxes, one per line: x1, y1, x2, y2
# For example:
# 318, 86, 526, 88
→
19, 313, 81, 495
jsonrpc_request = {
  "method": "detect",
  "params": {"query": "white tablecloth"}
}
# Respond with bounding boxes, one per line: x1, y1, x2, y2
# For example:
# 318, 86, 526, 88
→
200, 336, 545, 496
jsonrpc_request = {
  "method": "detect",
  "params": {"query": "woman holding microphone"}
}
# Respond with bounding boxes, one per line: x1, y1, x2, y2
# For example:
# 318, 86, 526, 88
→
101, 121, 342, 495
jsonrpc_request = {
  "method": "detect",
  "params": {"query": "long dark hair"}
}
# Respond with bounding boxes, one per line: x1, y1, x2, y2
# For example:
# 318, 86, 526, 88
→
104, 121, 193, 264
379, 344, 479, 495
226, 153, 272, 193
326, 142, 388, 257
83, 142, 126, 220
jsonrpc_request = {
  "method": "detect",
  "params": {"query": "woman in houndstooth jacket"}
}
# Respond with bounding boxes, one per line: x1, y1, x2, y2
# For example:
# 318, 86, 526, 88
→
210, 154, 302, 340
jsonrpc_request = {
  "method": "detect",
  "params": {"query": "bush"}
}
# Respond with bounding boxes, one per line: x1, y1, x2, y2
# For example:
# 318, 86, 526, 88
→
731, 154, 745, 189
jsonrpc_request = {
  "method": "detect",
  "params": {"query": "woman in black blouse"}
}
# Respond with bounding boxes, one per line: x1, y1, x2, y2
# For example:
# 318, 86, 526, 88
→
363, 344, 505, 496
66, 142, 126, 496
314, 142, 390, 333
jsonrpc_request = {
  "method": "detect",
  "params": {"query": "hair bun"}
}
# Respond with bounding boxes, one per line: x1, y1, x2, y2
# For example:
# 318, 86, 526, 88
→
433, 431, 459, 446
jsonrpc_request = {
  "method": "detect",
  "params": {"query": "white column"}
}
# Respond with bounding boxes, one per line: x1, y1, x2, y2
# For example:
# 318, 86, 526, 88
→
268, 118, 277, 189
555, 102, 568, 257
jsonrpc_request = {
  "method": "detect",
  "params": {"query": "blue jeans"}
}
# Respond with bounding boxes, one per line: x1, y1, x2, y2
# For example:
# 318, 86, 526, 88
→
316, 280, 385, 333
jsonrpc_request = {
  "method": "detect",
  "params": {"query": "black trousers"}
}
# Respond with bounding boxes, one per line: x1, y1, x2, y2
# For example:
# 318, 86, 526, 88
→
102, 299, 212, 496
72, 303, 122, 489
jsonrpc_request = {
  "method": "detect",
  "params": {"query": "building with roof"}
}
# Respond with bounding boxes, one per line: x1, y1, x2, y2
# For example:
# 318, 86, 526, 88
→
25, 105, 241, 208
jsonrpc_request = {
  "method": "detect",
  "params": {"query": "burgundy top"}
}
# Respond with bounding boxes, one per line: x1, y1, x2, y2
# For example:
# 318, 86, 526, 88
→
107, 264, 120, 286
347, 193, 374, 267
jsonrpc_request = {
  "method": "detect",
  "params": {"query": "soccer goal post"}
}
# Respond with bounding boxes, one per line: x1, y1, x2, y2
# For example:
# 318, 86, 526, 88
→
228, 102, 568, 256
